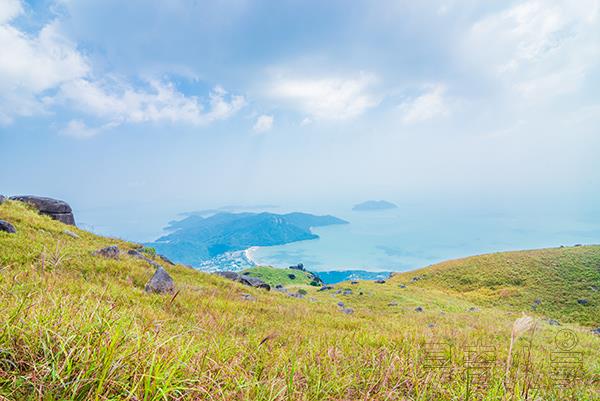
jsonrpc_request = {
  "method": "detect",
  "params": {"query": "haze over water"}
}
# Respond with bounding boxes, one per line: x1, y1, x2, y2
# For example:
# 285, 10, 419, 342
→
76, 202, 600, 273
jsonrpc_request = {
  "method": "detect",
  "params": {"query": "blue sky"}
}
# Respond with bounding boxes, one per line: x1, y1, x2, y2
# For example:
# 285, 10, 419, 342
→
1, 0, 600, 218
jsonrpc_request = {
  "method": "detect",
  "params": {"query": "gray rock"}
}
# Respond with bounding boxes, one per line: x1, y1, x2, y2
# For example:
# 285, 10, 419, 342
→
158, 254, 175, 265
533, 299, 541, 305
415, 306, 424, 312
427, 323, 436, 328
289, 263, 305, 271
0, 195, 5, 205
374, 279, 386, 284
10, 195, 75, 226
351, 280, 359, 285
289, 292, 304, 299
238, 275, 271, 291
388, 301, 398, 307
337, 301, 345, 308
215, 271, 240, 281
144, 266, 175, 294
547, 319, 560, 326
127, 249, 161, 268
63, 230, 79, 239
94, 245, 119, 259
341, 308, 353, 314
318, 285, 333, 291
399, 284, 406, 288
0, 220, 16, 234
241, 293, 255, 301
591, 328, 600, 336
288, 273, 296, 280
342, 289, 353, 296
577, 299, 589, 305
468, 307, 480, 312
591, 286, 598, 292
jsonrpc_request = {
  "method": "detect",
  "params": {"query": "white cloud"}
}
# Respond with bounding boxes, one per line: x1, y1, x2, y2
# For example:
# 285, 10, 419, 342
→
252, 114, 274, 133
467, 0, 600, 100
0, 1, 245, 133
399, 84, 450, 124
300, 117, 312, 126
268, 73, 380, 120
0, 0, 22, 24
55, 79, 245, 126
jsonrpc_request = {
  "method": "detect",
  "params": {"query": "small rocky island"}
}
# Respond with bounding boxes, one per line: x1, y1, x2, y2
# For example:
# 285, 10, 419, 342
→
352, 200, 398, 211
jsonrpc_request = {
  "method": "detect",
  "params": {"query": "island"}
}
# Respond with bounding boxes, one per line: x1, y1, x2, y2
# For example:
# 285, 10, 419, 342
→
146, 211, 348, 267
352, 200, 398, 211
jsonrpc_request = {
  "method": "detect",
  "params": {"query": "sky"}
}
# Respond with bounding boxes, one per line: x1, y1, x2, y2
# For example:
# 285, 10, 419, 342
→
1, 0, 600, 228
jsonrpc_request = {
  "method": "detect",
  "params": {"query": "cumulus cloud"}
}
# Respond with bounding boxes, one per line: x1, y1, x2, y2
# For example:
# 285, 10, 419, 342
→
0, 0, 245, 133
398, 84, 450, 124
267, 73, 380, 120
252, 114, 274, 133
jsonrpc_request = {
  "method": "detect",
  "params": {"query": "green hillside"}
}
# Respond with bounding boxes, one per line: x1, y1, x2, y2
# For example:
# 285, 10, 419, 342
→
0, 200, 599, 400
392, 247, 600, 326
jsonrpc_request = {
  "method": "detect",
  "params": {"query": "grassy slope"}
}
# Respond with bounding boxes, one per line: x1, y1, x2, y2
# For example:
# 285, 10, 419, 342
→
241, 266, 317, 287
0, 201, 598, 400
391, 247, 600, 326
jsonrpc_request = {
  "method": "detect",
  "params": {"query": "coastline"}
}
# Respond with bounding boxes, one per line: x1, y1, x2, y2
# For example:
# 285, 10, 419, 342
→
244, 246, 260, 265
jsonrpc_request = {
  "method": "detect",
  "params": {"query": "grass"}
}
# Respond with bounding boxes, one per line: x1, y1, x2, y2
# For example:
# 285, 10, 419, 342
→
0, 200, 599, 400
392, 247, 600, 326
241, 266, 318, 287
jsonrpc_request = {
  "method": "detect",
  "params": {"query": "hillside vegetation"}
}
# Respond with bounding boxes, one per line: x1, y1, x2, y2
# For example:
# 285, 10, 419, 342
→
0, 200, 599, 400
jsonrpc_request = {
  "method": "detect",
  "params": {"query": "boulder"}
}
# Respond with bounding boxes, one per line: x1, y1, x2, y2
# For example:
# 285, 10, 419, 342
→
577, 299, 589, 305
388, 301, 398, 307
158, 254, 175, 265
94, 245, 120, 259
341, 308, 354, 314
127, 249, 161, 268
241, 293, 255, 301
289, 292, 304, 299
399, 284, 406, 289
351, 280, 359, 285
337, 301, 345, 308
591, 328, 600, 336
0, 195, 5, 204
289, 263, 305, 271
342, 289, 352, 296
144, 266, 175, 294
468, 307, 480, 312
547, 319, 560, 326
10, 195, 75, 225
288, 273, 296, 280
0, 220, 16, 234
375, 279, 386, 284
318, 285, 333, 291
415, 306, 424, 312
239, 276, 271, 291
215, 271, 241, 281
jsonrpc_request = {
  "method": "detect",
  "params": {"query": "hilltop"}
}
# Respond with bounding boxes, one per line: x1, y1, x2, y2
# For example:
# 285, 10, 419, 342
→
146, 211, 347, 267
0, 199, 598, 400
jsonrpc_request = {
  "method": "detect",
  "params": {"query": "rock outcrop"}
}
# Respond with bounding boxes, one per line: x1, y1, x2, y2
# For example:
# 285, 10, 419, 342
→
0, 220, 16, 234
0, 195, 5, 205
215, 271, 271, 290
93, 245, 120, 259
10, 195, 75, 225
145, 266, 175, 294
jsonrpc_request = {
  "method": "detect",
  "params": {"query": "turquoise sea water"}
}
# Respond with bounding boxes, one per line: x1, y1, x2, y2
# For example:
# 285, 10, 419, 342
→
76, 203, 600, 274
251, 207, 600, 273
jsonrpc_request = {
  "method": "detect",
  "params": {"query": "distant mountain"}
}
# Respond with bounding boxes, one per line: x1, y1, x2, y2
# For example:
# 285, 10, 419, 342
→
352, 200, 398, 211
146, 212, 348, 267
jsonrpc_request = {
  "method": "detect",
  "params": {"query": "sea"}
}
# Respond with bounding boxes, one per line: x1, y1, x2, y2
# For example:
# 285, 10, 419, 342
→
76, 203, 600, 275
